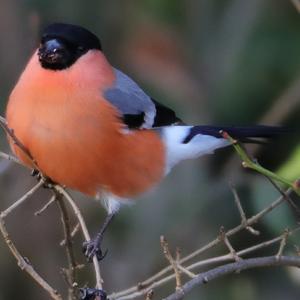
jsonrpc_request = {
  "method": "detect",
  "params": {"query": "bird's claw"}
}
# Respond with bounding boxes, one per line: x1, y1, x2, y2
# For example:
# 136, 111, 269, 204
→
80, 288, 107, 300
31, 169, 54, 188
83, 239, 108, 262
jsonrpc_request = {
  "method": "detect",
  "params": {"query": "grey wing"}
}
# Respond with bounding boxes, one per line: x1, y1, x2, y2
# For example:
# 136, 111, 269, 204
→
104, 68, 156, 129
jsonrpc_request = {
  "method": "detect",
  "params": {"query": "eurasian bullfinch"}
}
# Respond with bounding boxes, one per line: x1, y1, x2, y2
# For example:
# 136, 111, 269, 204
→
6, 23, 283, 262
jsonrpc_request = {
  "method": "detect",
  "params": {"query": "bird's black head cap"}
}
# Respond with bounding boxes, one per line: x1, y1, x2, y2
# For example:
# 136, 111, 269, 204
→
38, 23, 102, 70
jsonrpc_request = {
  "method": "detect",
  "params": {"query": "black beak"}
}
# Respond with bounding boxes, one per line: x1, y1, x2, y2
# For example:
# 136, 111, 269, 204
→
38, 39, 66, 65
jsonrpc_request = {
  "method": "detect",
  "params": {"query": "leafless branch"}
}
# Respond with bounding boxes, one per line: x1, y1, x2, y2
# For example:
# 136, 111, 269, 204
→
1, 180, 44, 219
229, 183, 260, 235
1, 111, 299, 300
160, 236, 182, 291
53, 185, 103, 289
34, 195, 56, 216
162, 256, 300, 300
55, 192, 79, 300
0, 116, 104, 293
276, 229, 290, 259
0, 214, 62, 299
219, 227, 241, 261
110, 189, 294, 299
0, 116, 38, 169
0, 150, 22, 165
110, 227, 300, 300
60, 223, 80, 246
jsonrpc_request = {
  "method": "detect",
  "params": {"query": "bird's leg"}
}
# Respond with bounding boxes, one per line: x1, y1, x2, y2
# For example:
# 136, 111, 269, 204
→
83, 213, 115, 261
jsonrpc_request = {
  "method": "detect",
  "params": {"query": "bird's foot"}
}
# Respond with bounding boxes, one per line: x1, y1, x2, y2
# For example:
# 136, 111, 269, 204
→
82, 238, 108, 262
31, 169, 54, 188
80, 288, 107, 300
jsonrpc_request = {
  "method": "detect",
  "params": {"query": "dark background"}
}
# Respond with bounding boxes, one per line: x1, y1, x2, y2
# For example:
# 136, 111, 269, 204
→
0, 1, 300, 299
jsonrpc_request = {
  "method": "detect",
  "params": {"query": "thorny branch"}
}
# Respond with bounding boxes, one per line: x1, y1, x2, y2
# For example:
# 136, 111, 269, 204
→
1, 114, 300, 300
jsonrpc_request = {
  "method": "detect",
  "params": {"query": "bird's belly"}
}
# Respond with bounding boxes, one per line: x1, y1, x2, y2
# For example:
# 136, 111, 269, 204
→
7, 102, 165, 198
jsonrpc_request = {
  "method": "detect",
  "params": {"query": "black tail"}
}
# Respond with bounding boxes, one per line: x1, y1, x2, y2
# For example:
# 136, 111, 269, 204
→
182, 125, 286, 144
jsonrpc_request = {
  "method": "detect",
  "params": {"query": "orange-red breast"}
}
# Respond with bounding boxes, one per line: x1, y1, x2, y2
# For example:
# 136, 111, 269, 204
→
6, 23, 283, 261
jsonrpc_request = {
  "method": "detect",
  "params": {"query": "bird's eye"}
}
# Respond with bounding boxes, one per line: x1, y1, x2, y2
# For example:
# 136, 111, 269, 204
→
77, 46, 86, 53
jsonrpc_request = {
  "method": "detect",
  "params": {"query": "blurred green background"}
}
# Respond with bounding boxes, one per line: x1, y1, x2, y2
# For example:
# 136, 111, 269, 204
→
0, 1, 300, 299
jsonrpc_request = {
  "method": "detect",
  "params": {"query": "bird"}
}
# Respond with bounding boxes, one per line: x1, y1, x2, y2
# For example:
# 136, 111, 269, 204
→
6, 23, 283, 263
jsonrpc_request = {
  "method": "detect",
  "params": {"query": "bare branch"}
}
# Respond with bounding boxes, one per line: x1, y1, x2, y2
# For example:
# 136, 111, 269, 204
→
111, 189, 293, 299
0, 215, 62, 299
160, 236, 182, 291
56, 192, 79, 300
229, 183, 260, 235
60, 223, 80, 246
276, 229, 290, 259
0, 151, 22, 165
34, 195, 56, 216
0, 115, 104, 291
219, 227, 241, 261
53, 185, 103, 289
0, 116, 38, 169
1, 180, 44, 219
162, 256, 300, 300
177, 265, 196, 279
111, 228, 300, 300
265, 176, 300, 217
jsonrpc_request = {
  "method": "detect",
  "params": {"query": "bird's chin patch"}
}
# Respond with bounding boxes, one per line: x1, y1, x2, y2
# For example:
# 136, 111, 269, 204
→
39, 58, 71, 71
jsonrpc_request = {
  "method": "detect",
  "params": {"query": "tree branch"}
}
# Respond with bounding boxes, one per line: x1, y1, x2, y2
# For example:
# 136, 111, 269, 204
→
0, 213, 62, 299
163, 256, 300, 300
0, 116, 104, 293
110, 185, 294, 299
55, 192, 79, 300
0, 180, 44, 219
53, 185, 103, 289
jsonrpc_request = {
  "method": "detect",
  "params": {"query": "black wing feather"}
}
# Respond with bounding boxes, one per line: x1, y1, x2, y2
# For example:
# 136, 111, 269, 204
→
151, 98, 183, 127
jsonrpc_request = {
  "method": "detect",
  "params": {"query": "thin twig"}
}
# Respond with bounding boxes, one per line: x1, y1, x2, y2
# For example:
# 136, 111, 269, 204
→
229, 183, 260, 235
160, 236, 182, 291
0, 116, 38, 169
221, 131, 300, 195
55, 193, 78, 300
265, 176, 300, 217
0, 116, 104, 290
177, 265, 196, 279
1, 180, 44, 219
0, 215, 62, 299
111, 189, 293, 299
111, 229, 300, 300
162, 256, 300, 300
276, 229, 290, 259
53, 185, 103, 289
219, 227, 241, 261
34, 195, 56, 216
60, 223, 80, 246
0, 151, 22, 165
